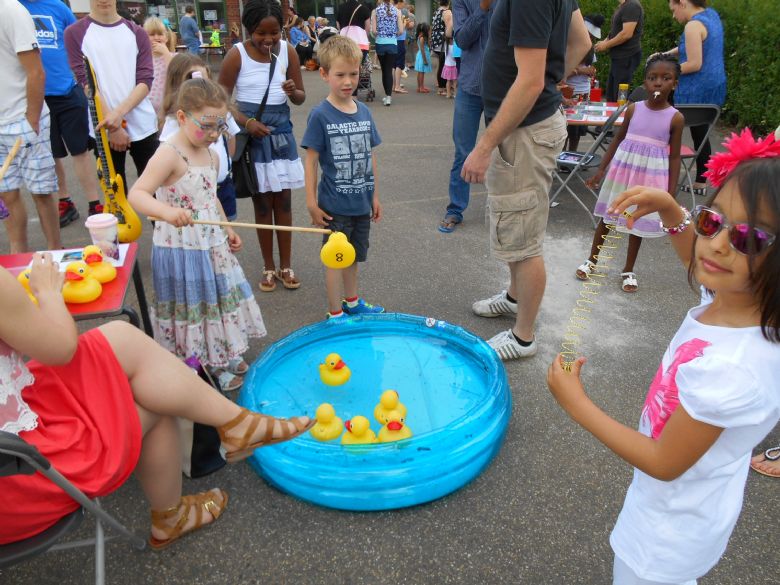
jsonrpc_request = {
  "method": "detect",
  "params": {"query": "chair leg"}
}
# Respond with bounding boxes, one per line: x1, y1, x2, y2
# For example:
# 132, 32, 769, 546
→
96, 515, 105, 585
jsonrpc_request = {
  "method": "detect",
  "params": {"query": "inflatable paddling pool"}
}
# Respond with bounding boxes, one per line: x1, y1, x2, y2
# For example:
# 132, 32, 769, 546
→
237, 313, 511, 511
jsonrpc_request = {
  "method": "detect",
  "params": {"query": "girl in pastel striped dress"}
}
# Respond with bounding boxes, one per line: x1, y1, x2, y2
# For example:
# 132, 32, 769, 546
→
576, 55, 685, 292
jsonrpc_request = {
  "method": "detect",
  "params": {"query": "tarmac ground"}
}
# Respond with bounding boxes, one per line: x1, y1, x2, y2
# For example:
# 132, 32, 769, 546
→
1, 67, 777, 585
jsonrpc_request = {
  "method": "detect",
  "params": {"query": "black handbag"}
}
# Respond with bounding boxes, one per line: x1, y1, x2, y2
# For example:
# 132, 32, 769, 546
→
178, 357, 227, 478
233, 50, 278, 199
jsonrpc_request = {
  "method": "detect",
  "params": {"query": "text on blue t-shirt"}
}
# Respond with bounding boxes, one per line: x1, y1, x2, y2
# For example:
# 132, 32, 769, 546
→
19, 0, 77, 96
301, 100, 382, 216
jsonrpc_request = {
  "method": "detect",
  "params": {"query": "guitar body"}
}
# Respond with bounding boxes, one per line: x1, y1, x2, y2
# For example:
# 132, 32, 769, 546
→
84, 56, 142, 242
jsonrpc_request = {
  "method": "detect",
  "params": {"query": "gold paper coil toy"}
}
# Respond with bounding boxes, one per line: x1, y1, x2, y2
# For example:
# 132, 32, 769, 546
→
560, 211, 632, 372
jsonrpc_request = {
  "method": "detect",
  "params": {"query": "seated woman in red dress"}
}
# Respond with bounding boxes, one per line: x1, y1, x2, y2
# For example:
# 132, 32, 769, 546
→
0, 253, 313, 549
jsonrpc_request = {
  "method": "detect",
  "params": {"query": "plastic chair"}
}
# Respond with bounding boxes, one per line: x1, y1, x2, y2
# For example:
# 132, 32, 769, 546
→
0, 430, 146, 584
550, 103, 629, 225
675, 104, 721, 207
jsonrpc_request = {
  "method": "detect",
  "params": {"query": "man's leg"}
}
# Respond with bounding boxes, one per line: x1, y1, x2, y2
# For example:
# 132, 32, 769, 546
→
0, 190, 29, 253
508, 255, 546, 342
128, 133, 161, 177
443, 89, 483, 225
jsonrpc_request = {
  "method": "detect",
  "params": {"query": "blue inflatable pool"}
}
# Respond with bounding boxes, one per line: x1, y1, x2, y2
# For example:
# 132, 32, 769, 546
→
237, 313, 511, 511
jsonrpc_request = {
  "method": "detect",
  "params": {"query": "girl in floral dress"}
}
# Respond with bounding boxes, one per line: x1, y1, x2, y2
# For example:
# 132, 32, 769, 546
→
129, 78, 266, 391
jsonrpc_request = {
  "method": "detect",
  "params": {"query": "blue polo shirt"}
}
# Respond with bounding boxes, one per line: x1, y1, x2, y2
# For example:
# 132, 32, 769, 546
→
19, 0, 77, 96
302, 100, 382, 217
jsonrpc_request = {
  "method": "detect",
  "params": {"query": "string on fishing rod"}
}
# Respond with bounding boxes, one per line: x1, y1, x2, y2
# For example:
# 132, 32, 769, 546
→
560, 211, 632, 373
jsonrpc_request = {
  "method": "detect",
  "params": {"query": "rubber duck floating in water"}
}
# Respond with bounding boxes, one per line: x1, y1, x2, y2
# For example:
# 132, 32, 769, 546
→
62, 261, 102, 304
82, 245, 116, 283
341, 415, 378, 445
374, 389, 407, 425
319, 353, 351, 386
320, 232, 356, 269
378, 410, 413, 443
310, 403, 343, 442
17, 269, 37, 305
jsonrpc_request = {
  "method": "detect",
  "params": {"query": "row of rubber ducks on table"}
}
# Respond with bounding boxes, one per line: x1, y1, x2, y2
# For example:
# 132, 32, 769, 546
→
311, 390, 413, 444
18, 245, 117, 305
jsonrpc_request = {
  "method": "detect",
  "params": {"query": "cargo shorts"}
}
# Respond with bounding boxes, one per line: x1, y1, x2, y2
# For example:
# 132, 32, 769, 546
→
486, 110, 567, 263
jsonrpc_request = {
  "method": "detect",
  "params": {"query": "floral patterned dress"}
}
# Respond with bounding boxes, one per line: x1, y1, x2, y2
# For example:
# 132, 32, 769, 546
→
150, 144, 266, 367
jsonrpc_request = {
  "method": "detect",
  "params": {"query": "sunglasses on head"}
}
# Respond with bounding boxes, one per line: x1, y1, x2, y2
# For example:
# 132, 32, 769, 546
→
692, 205, 776, 255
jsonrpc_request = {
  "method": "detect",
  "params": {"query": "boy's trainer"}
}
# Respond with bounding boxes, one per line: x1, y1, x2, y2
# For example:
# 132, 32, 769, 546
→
342, 298, 384, 315
472, 291, 518, 317
487, 330, 537, 360
58, 198, 79, 227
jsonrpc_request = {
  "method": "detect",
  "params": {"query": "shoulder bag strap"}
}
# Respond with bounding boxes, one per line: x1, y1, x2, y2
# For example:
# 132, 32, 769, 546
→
347, 3, 362, 28
253, 47, 279, 123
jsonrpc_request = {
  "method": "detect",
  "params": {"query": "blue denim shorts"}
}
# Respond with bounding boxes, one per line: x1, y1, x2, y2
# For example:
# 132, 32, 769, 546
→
322, 212, 371, 262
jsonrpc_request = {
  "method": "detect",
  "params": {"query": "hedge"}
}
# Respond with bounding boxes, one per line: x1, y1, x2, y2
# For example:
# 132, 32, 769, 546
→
583, 0, 780, 133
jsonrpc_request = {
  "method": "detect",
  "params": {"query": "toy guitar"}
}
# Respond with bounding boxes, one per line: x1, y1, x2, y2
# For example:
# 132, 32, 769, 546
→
83, 56, 142, 242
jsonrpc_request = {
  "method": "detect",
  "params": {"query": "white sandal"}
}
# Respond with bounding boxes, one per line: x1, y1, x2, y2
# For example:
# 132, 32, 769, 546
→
214, 369, 244, 392
227, 358, 249, 375
575, 260, 596, 280
621, 272, 638, 293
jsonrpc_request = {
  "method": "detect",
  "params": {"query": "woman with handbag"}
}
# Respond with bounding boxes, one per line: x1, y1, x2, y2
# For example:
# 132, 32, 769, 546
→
218, 0, 306, 292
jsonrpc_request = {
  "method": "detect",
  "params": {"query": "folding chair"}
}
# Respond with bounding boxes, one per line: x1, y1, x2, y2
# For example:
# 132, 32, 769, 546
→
675, 104, 721, 207
0, 430, 146, 584
550, 103, 629, 226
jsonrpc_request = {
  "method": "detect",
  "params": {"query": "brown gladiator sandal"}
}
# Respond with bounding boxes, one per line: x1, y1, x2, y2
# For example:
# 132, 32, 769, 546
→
148, 489, 228, 550
217, 407, 315, 464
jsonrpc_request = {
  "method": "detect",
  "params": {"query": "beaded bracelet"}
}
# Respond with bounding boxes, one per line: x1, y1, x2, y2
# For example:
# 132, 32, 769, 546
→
660, 206, 692, 235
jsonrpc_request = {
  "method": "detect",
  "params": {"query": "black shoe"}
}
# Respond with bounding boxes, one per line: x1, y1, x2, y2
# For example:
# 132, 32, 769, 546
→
58, 199, 80, 227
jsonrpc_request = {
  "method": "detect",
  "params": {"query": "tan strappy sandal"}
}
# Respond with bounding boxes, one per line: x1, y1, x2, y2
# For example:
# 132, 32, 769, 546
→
217, 407, 314, 463
149, 489, 228, 550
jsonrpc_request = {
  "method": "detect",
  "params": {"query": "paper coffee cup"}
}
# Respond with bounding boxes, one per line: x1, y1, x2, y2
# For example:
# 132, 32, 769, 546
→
84, 213, 119, 260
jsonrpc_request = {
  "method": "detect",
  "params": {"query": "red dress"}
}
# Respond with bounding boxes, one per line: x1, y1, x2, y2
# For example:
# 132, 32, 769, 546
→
0, 329, 142, 544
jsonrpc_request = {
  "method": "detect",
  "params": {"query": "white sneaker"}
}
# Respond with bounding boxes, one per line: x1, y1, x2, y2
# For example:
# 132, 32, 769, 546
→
472, 291, 518, 317
383, 96, 392, 106
487, 330, 537, 360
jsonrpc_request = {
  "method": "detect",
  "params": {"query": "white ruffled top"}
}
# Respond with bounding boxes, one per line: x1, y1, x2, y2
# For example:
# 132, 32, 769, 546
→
0, 338, 37, 435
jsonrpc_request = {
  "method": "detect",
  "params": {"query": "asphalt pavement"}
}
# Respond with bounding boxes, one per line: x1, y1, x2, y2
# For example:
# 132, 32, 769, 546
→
2, 68, 777, 585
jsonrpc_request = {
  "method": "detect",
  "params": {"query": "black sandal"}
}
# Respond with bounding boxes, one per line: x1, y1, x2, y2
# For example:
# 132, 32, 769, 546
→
680, 184, 707, 197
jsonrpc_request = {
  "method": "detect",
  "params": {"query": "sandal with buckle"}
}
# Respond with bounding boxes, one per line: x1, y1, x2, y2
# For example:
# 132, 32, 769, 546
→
217, 407, 315, 463
575, 260, 596, 280
226, 358, 249, 376
149, 489, 228, 550
621, 271, 639, 293
275, 267, 301, 290
209, 367, 243, 392
259, 269, 276, 292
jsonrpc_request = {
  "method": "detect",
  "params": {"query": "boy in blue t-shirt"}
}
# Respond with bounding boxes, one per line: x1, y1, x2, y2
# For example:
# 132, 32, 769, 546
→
302, 36, 384, 320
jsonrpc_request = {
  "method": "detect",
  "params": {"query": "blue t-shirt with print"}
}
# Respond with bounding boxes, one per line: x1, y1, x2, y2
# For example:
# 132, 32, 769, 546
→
19, 0, 77, 96
302, 100, 381, 217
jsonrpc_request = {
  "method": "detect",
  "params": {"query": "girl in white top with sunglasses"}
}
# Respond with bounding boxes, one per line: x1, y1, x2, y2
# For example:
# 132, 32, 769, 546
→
548, 129, 780, 585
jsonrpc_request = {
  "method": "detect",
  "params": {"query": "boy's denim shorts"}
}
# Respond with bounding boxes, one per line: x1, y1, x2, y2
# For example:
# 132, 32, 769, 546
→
321, 212, 371, 262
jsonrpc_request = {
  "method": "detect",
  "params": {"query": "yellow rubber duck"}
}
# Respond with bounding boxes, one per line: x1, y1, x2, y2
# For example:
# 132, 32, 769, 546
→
62, 261, 102, 304
17, 269, 37, 305
310, 403, 343, 442
320, 232, 356, 269
319, 353, 351, 387
378, 410, 413, 443
341, 415, 378, 445
373, 389, 407, 425
82, 245, 116, 283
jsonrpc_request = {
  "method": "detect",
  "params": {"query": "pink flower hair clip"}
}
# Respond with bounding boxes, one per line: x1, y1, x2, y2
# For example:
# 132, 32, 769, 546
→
703, 128, 780, 188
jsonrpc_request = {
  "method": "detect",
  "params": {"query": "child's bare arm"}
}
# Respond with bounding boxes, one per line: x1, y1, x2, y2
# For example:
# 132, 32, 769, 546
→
371, 152, 381, 222
128, 146, 193, 227
547, 356, 723, 481
304, 148, 331, 226
609, 186, 695, 269
667, 112, 685, 196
